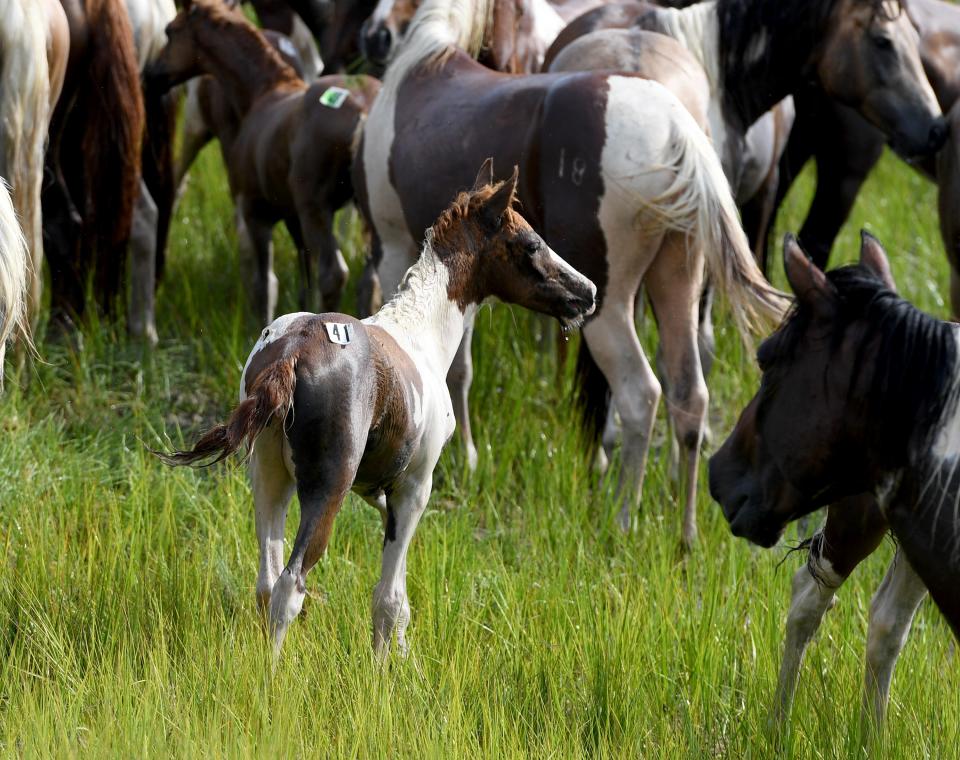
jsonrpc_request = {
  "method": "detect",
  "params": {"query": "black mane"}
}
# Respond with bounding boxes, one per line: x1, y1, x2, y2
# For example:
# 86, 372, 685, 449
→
767, 263, 959, 468
716, 0, 898, 131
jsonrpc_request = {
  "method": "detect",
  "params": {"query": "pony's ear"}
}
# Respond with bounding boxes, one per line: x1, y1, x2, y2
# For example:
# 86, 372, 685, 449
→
482, 165, 519, 226
859, 230, 897, 292
783, 234, 835, 309
472, 158, 495, 192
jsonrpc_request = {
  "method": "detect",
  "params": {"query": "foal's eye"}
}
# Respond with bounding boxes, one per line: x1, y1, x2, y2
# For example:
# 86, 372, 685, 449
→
871, 33, 893, 50
523, 238, 540, 256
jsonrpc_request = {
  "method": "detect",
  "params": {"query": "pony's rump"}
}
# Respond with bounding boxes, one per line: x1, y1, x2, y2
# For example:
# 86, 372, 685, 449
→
157, 356, 298, 466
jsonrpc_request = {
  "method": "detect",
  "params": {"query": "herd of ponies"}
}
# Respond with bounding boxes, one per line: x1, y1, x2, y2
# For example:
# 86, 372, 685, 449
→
1, 0, 959, 739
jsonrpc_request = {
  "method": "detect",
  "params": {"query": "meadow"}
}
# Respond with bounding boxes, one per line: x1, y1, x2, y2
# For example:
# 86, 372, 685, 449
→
1, 139, 959, 757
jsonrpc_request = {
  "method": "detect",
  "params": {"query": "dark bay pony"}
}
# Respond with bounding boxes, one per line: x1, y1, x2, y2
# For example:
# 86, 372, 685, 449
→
710, 233, 960, 644
43, 0, 145, 325
147, 0, 380, 323
158, 163, 596, 656
358, 0, 787, 547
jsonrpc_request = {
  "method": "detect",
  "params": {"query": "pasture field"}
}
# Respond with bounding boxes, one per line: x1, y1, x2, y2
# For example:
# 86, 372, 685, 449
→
1, 143, 959, 758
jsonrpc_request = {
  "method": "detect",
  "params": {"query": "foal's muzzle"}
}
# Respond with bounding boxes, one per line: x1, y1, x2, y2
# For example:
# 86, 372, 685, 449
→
361, 21, 393, 64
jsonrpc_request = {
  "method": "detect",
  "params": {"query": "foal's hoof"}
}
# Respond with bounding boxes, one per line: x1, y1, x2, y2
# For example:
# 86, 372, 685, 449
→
464, 441, 479, 472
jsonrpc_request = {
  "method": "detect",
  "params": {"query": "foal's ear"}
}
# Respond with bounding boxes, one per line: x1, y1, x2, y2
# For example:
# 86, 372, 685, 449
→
482, 165, 519, 226
783, 234, 835, 308
859, 230, 897, 292
472, 157, 495, 192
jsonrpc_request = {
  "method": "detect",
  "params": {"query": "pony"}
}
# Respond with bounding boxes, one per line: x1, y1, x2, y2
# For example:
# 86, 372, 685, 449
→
42, 0, 145, 326
356, 0, 787, 547
0, 0, 68, 323
146, 0, 380, 323
0, 179, 28, 384
709, 233, 960, 647
360, 0, 569, 72
157, 161, 597, 656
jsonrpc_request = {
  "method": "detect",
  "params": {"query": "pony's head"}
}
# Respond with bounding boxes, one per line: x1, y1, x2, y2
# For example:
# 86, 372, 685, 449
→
430, 158, 596, 326
709, 232, 957, 547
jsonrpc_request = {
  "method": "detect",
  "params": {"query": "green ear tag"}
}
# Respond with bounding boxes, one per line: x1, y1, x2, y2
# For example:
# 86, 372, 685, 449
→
319, 87, 350, 109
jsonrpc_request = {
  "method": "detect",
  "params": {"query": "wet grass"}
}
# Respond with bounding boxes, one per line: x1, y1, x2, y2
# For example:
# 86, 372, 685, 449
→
1, 143, 958, 757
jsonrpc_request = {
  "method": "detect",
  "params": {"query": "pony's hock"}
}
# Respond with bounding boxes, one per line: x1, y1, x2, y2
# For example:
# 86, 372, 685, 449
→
159, 162, 595, 657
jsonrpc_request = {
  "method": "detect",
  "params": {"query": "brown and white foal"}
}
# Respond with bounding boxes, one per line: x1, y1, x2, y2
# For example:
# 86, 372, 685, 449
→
160, 163, 596, 655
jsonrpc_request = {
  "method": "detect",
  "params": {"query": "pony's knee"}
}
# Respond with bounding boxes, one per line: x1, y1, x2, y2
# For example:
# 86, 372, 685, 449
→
617, 374, 662, 438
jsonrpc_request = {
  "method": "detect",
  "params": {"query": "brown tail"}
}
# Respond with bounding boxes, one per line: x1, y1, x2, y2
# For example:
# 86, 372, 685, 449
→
81, 0, 145, 314
157, 358, 298, 467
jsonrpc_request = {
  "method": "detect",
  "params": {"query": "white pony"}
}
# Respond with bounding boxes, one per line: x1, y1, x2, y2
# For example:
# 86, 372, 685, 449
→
0, 0, 66, 324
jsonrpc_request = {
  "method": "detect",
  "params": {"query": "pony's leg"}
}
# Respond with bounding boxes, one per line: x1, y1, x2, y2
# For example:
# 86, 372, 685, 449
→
128, 179, 158, 345
582, 299, 660, 532
862, 552, 927, 730
174, 79, 212, 196
238, 204, 278, 326
372, 472, 433, 657
250, 423, 296, 616
356, 233, 383, 319
447, 316, 478, 470
769, 496, 887, 728
297, 206, 349, 313
645, 233, 707, 549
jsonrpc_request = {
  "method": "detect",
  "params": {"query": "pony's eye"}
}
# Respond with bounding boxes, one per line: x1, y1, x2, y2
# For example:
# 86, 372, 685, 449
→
524, 238, 540, 255
871, 33, 893, 50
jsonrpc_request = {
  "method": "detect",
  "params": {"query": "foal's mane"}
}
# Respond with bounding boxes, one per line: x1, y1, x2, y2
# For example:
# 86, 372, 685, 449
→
191, 0, 303, 90
768, 263, 958, 466
716, 0, 901, 129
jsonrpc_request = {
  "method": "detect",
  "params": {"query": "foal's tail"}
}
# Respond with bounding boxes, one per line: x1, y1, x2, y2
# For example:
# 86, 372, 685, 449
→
157, 357, 298, 467
657, 113, 790, 337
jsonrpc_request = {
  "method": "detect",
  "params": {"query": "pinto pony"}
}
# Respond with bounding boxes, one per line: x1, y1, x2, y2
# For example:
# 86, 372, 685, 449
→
147, 0, 380, 323
158, 163, 596, 656
357, 0, 787, 547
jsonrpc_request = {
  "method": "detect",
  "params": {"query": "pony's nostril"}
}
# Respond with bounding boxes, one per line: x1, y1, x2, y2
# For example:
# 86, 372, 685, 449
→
367, 26, 392, 61
929, 119, 949, 151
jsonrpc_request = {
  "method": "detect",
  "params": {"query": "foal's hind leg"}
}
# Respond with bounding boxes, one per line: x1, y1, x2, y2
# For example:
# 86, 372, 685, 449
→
645, 233, 707, 549
862, 551, 927, 730
250, 423, 296, 617
297, 206, 349, 313
128, 179, 159, 345
237, 202, 278, 325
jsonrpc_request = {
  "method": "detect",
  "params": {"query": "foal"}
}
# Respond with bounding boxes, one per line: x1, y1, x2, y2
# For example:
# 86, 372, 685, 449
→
159, 163, 596, 655
146, 0, 380, 323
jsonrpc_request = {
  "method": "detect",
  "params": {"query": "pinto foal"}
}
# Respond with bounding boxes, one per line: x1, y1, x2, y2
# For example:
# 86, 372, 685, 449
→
160, 163, 596, 655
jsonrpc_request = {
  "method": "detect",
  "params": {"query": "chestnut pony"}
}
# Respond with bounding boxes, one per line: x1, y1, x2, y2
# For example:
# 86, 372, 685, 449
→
158, 163, 596, 656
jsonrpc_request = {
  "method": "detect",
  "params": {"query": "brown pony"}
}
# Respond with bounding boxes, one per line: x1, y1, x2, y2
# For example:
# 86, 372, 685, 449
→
43, 0, 145, 324
147, 0, 380, 323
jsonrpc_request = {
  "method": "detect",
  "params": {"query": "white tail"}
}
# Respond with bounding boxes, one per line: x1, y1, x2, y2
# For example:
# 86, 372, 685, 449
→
651, 111, 790, 337
0, 0, 52, 323
0, 178, 28, 385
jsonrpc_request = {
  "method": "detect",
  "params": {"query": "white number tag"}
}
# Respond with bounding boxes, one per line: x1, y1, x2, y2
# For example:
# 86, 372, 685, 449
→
319, 87, 350, 109
324, 322, 353, 345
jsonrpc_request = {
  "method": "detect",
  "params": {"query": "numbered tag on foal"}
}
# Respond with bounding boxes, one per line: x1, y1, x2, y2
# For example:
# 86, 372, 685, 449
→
324, 322, 353, 345
319, 87, 350, 109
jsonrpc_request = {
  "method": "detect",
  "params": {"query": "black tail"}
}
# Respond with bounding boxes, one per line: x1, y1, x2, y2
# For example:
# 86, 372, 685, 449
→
573, 339, 609, 451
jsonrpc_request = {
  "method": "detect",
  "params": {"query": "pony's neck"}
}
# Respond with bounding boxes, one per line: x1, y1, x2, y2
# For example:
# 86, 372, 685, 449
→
196, 21, 303, 116
367, 240, 475, 377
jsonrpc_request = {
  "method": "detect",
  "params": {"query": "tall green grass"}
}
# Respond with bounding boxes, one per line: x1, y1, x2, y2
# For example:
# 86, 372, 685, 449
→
1, 144, 958, 757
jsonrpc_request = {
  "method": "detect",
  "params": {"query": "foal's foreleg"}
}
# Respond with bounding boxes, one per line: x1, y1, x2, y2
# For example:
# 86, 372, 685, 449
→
646, 234, 707, 549
862, 552, 927, 731
447, 316, 478, 470
373, 473, 433, 658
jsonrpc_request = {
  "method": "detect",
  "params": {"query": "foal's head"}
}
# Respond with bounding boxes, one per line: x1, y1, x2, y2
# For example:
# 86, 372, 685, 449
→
709, 232, 957, 547
430, 159, 596, 327
147, 0, 292, 91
